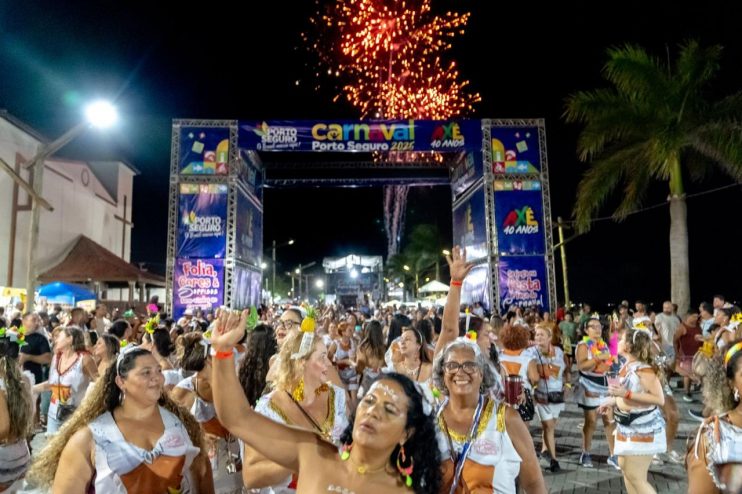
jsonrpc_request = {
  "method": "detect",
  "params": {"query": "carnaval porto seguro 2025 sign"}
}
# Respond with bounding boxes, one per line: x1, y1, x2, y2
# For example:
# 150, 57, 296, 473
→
177, 183, 228, 258
173, 258, 225, 318
498, 256, 549, 313
238, 120, 482, 152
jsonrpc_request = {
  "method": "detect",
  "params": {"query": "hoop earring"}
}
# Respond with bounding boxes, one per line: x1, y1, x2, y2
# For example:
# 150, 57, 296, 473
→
396, 443, 413, 488
292, 377, 305, 402
121, 390, 126, 405
735, 388, 740, 402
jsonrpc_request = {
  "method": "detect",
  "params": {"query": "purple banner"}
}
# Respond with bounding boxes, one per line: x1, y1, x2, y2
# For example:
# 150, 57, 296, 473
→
177, 184, 228, 258
491, 127, 540, 175
173, 259, 225, 319
179, 127, 230, 175
498, 256, 550, 314
235, 190, 263, 266
494, 184, 546, 256
452, 186, 488, 261
232, 264, 262, 309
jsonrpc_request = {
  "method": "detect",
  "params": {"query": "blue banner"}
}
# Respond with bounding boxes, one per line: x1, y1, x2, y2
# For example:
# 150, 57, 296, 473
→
235, 190, 263, 266
232, 264, 262, 309
498, 256, 549, 313
173, 258, 225, 319
238, 120, 482, 152
177, 184, 228, 258
490, 127, 540, 175
452, 186, 488, 261
239, 150, 263, 202
494, 186, 546, 256
451, 151, 484, 201
179, 127, 230, 175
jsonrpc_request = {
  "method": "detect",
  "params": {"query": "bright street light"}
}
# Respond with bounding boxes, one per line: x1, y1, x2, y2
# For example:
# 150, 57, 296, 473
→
26, 100, 118, 310
403, 265, 410, 271
288, 239, 295, 245
260, 262, 267, 269
315, 279, 324, 289
398, 282, 404, 288
442, 249, 451, 256
295, 268, 301, 274
350, 269, 358, 279
84, 100, 118, 128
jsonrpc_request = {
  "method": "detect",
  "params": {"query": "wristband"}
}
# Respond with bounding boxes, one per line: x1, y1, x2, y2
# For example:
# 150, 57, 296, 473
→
450, 280, 463, 287
215, 350, 234, 360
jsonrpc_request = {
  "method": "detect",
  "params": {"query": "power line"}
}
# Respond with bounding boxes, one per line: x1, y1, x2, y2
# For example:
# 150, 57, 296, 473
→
559, 182, 741, 226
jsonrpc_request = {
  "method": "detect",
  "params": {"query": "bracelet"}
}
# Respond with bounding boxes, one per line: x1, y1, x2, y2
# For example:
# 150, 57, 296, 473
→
625, 390, 632, 400
215, 350, 234, 360
450, 280, 463, 287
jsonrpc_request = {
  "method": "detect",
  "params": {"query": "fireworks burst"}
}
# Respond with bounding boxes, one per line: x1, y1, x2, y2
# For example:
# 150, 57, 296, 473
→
305, 0, 480, 119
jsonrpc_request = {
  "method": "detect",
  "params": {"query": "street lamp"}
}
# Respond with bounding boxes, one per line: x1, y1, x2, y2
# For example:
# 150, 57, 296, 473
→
315, 279, 324, 289
260, 262, 268, 270
403, 265, 410, 271
26, 100, 118, 310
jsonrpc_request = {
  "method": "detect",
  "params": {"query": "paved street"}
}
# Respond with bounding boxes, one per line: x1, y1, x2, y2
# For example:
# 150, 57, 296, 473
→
533, 377, 695, 493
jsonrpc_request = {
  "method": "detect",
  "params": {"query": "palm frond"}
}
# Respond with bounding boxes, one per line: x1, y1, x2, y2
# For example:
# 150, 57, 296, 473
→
675, 41, 722, 90
614, 161, 652, 219
603, 44, 670, 100
690, 122, 742, 181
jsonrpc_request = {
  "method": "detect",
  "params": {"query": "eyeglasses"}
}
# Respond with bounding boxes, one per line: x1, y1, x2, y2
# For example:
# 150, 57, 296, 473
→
275, 320, 300, 331
443, 361, 480, 374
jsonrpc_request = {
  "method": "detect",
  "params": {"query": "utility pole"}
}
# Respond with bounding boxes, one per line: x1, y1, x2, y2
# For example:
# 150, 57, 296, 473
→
556, 217, 570, 309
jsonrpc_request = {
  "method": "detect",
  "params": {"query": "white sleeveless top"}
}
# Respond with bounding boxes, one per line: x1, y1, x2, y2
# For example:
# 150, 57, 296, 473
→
88, 406, 199, 493
251, 384, 348, 494
0, 377, 33, 488
437, 398, 522, 493
499, 349, 535, 391
175, 375, 216, 423
48, 352, 89, 418
534, 346, 565, 395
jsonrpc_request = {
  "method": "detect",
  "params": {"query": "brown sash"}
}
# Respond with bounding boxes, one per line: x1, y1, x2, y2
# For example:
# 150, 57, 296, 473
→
119, 454, 185, 494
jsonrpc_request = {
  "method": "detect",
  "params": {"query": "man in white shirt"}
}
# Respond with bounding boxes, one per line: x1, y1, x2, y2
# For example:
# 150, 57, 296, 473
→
654, 301, 680, 361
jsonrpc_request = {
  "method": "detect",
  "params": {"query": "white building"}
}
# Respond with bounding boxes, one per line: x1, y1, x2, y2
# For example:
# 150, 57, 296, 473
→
0, 110, 140, 299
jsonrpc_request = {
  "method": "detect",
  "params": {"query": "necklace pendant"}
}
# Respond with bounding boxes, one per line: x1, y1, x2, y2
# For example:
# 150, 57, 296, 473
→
357, 465, 367, 474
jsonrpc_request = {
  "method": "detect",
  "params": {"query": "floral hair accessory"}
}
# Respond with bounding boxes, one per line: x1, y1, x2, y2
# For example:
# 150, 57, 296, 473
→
120, 339, 129, 348
728, 312, 742, 330
724, 341, 742, 369
123, 309, 135, 318
465, 330, 477, 342
291, 304, 317, 360
144, 314, 160, 335
16, 326, 28, 348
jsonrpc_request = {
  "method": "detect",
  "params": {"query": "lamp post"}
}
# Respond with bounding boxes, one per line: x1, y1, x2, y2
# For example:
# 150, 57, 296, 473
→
271, 239, 294, 301
25, 101, 117, 311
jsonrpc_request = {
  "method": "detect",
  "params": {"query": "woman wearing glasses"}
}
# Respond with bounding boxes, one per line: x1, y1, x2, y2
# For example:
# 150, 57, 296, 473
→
433, 247, 545, 493
574, 315, 617, 469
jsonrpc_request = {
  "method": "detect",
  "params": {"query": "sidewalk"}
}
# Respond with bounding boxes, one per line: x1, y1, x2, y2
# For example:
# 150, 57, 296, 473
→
533, 381, 696, 493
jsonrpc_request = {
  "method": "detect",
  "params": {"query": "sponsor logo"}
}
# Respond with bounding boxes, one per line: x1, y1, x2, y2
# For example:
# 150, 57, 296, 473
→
502, 206, 539, 235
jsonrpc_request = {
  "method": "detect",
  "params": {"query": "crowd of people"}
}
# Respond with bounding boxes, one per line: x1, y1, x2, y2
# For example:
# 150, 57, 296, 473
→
0, 248, 741, 493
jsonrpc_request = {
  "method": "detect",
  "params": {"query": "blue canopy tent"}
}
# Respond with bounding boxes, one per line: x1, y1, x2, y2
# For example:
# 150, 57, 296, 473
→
37, 282, 96, 306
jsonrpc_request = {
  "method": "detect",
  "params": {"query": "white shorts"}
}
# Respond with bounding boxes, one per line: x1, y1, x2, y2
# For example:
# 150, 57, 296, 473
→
536, 402, 564, 422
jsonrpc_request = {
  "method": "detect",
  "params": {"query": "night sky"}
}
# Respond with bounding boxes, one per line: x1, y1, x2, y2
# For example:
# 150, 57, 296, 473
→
1, 1, 741, 309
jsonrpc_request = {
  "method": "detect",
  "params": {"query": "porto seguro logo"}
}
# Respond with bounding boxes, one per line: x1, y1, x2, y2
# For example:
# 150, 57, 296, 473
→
502, 206, 539, 234
182, 210, 222, 235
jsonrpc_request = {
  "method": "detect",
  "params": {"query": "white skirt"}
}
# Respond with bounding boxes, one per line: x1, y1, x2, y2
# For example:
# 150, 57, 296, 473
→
536, 402, 565, 422
614, 407, 667, 456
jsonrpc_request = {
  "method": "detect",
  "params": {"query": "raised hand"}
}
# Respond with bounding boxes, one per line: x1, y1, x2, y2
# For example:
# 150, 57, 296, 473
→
211, 308, 249, 351
445, 245, 474, 282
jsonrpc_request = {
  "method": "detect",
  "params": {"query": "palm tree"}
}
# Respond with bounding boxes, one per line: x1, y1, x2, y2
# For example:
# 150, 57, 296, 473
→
564, 41, 742, 315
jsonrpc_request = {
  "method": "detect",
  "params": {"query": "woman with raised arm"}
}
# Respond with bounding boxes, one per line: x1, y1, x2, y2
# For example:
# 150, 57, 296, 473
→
433, 336, 546, 493
210, 310, 442, 494
687, 339, 742, 493
27, 345, 213, 493
242, 310, 347, 493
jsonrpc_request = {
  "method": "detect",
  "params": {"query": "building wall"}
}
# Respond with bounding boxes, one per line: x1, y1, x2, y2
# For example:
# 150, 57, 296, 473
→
0, 116, 135, 289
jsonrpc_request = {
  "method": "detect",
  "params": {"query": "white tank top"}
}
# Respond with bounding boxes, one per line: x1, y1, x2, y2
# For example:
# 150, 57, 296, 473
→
535, 346, 565, 394
88, 406, 199, 493
499, 349, 535, 391
48, 352, 89, 415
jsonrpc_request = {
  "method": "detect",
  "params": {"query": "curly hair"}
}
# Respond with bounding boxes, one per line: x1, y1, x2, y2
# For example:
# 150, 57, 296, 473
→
239, 324, 277, 406
99, 333, 120, 361
339, 372, 441, 494
432, 340, 497, 395
0, 338, 34, 441
274, 329, 324, 393
27, 348, 204, 489
703, 339, 742, 415
500, 324, 531, 351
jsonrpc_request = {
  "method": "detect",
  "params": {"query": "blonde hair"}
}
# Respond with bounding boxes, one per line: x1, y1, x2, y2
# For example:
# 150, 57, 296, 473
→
0, 355, 34, 440
27, 349, 204, 489
274, 330, 323, 392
